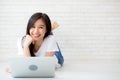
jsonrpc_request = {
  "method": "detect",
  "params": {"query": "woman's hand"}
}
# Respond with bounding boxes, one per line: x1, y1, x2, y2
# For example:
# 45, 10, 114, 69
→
5, 66, 11, 73
23, 35, 33, 48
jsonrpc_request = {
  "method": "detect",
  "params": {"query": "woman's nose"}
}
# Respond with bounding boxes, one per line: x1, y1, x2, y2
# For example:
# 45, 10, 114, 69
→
34, 27, 39, 33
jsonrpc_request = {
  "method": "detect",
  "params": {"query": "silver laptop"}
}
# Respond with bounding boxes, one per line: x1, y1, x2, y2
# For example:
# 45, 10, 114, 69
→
9, 57, 55, 78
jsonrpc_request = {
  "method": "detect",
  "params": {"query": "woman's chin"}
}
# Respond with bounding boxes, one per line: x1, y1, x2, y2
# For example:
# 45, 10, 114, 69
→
33, 37, 42, 41
32, 36, 44, 41
33, 38, 39, 41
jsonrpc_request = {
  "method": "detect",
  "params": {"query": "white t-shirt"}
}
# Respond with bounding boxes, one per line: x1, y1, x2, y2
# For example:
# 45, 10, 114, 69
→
17, 35, 59, 56
17, 34, 61, 67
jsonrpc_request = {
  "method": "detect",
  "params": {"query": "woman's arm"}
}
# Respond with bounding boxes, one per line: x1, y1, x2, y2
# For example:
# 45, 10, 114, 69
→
22, 35, 33, 57
23, 46, 31, 57
45, 52, 55, 57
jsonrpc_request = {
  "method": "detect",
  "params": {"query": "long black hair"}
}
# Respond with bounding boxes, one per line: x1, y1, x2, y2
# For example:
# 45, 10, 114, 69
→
23, 12, 52, 56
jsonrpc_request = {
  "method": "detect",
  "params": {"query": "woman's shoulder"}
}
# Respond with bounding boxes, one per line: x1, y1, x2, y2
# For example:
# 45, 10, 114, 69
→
17, 36, 26, 40
45, 34, 56, 41
17, 36, 26, 46
42, 34, 57, 45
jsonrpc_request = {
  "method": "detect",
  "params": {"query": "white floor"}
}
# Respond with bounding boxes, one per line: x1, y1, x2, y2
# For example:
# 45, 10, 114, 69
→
0, 58, 120, 80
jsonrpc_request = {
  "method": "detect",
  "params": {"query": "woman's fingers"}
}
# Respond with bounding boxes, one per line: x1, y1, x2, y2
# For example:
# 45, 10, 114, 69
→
5, 66, 11, 73
24, 35, 33, 47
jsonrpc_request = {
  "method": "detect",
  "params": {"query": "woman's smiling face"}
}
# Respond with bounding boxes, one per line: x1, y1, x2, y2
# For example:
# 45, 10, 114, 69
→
29, 19, 46, 41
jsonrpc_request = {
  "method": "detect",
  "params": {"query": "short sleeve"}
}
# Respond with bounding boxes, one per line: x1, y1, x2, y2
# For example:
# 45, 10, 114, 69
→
17, 37, 24, 55
45, 35, 59, 52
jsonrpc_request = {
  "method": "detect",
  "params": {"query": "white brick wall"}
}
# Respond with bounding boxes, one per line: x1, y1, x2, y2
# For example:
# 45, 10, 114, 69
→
0, 0, 120, 62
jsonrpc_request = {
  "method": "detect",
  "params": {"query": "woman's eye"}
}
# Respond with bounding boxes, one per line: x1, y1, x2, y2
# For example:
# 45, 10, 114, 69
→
32, 26, 35, 28
38, 26, 43, 29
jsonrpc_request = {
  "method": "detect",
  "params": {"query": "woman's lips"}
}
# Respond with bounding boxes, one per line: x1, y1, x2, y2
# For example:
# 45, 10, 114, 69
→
33, 34, 40, 38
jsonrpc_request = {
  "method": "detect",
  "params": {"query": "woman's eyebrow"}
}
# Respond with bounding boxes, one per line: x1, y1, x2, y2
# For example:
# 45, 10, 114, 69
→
38, 25, 45, 27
